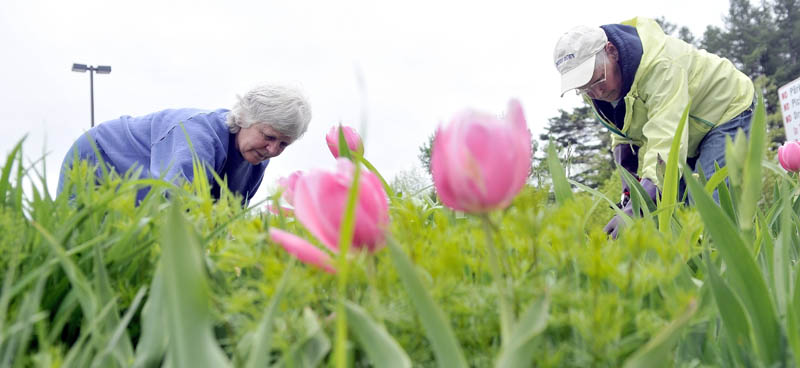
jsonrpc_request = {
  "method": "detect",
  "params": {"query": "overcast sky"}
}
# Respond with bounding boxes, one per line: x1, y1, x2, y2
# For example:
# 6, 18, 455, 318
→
0, 0, 731, 205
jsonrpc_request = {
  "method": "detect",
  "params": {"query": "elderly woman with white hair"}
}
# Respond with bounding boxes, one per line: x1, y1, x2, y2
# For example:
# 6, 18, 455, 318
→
57, 84, 312, 204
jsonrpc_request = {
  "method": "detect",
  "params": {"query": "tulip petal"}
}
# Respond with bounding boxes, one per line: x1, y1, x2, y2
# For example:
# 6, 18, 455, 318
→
269, 228, 336, 274
294, 170, 348, 251
432, 126, 463, 211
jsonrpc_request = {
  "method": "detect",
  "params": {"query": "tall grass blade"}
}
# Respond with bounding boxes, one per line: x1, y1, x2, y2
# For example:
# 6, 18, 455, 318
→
386, 236, 467, 367
343, 300, 411, 368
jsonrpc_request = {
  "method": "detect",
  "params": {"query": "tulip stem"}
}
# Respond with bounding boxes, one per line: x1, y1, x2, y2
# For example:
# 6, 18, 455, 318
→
334, 159, 363, 368
361, 156, 395, 199
480, 214, 513, 345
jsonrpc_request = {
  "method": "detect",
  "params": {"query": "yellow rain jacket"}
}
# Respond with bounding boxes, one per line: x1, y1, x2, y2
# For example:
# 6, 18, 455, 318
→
587, 17, 754, 187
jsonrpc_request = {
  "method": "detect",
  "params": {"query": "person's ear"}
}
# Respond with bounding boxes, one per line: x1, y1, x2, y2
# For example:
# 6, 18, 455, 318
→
606, 42, 619, 62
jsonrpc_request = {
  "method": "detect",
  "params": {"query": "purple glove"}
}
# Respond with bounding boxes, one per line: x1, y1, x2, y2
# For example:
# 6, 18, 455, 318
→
604, 178, 658, 238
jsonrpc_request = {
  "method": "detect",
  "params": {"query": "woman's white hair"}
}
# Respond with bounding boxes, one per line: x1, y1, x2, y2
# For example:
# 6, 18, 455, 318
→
226, 84, 312, 142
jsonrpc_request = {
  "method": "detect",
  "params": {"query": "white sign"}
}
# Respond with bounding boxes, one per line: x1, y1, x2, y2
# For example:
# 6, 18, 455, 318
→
779, 76, 800, 142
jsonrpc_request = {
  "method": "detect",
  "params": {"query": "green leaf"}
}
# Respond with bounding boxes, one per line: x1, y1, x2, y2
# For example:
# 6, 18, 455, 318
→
683, 164, 781, 364
245, 266, 291, 368
623, 299, 697, 368
569, 179, 633, 227
386, 236, 467, 367
0, 137, 24, 208
619, 167, 656, 216
337, 124, 353, 160
737, 93, 766, 235
495, 294, 549, 368
132, 267, 167, 368
787, 262, 800, 368
90, 244, 134, 366
658, 103, 689, 236
160, 204, 230, 368
91, 287, 147, 368
361, 156, 395, 199
703, 252, 752, 365
707, 165, 736, 223
343, 300, 411, 368
546, 141, 573, 205
274, 308, 331, 368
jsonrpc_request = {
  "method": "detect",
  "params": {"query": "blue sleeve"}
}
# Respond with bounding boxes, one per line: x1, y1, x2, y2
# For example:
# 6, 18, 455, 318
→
149, 118, 226, 186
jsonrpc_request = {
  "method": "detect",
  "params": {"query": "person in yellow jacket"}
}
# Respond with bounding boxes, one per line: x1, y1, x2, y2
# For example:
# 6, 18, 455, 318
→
553, 17, 755, 238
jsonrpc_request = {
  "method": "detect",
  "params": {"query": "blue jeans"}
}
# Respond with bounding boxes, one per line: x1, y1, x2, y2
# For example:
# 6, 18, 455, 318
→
679, 102, 754, 202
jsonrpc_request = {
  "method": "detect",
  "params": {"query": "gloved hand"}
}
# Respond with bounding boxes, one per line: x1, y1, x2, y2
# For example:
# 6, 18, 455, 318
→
603, 202, 634, 239
604, 178, 658, 238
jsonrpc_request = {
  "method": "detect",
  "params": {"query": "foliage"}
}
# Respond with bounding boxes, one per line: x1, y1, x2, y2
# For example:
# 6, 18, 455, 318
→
2, 96, 796, 367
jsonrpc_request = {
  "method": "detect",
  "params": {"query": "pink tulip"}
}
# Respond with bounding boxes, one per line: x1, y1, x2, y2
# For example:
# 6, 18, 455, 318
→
293, 158, 389, 252
431, 99, 532, 213
277, 170, 304, 205
266, 203, 294, 217
778, 141, 800, 173
269, 228, 336, 274
326, 125, 364, 158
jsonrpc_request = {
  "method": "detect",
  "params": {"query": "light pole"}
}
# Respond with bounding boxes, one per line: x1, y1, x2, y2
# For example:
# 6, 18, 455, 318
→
71, 63, 111, 128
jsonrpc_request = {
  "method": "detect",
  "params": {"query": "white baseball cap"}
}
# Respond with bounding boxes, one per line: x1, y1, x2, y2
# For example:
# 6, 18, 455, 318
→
553, 26, 608, 97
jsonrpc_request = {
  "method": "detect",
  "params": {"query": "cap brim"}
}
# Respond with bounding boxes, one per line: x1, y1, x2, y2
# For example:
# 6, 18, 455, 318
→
559, 54, 597, 97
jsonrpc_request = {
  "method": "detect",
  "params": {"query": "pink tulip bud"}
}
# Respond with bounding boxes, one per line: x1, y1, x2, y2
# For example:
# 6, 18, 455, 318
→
293, 158, 389, 252
277, 170, 304, 205
269, 228, 336, 274
326, 125, 364, 158
778, 141, 800, 173
431, 99, 532, 213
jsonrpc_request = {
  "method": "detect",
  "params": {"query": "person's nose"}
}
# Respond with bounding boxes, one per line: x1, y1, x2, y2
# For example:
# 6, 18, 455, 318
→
587, 85, 603, 99
265, 141, 280, 156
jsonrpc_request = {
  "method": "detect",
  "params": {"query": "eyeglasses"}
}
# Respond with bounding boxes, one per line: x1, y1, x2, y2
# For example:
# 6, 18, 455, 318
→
575, 53, 607, 96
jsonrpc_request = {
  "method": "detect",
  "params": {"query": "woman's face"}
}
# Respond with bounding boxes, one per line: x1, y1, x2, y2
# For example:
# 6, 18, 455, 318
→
235, 123, 292, 165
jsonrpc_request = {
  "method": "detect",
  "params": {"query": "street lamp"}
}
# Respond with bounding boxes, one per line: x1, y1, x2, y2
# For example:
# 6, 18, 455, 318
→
71, 63, 112, 128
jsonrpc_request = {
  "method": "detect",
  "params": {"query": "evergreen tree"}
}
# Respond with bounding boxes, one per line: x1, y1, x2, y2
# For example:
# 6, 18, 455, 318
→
537, 105, 613, 188
702, 0, 800, 146
417, 133, 434, 176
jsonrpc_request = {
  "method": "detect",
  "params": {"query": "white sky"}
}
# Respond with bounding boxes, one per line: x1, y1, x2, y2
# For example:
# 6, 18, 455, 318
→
0, 0, 731, 205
